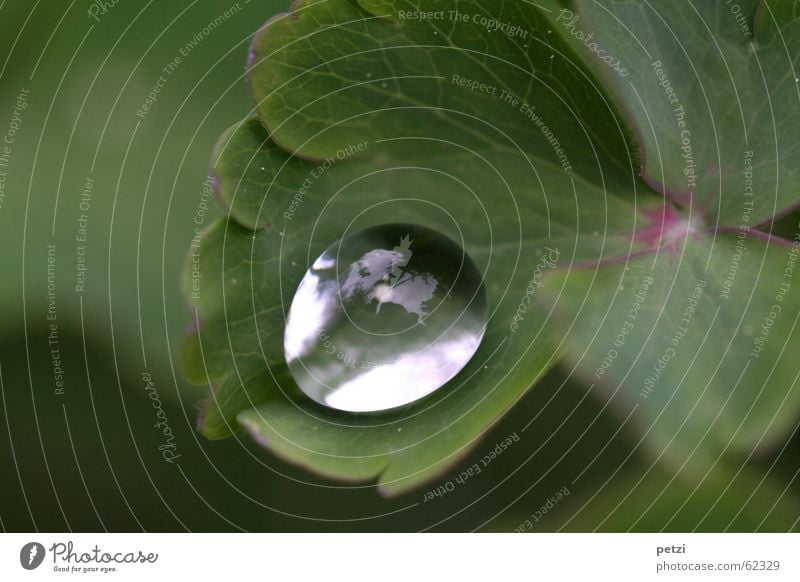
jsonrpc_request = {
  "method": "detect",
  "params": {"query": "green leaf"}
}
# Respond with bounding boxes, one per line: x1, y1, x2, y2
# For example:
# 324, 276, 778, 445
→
185, 0, 800, 498
571, 0, 800, 224
248, 0, 638, 182
542, 230, 800, 469
183, 0, 665, 495
532, 0, 800, 475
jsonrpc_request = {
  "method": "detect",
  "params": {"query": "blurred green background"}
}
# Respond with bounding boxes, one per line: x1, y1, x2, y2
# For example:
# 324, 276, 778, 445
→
0, 0, 798, 532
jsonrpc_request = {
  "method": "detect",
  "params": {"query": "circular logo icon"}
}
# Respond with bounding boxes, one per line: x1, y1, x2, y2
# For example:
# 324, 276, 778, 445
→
20, 542, 45, 570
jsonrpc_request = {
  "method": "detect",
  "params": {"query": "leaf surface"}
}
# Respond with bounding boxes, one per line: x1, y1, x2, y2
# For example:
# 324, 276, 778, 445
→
184, 0, 662, 494
574, 0, 800, 225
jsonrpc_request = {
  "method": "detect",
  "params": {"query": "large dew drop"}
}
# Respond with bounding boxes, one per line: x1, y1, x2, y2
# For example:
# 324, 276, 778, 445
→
284, 224, 487, 413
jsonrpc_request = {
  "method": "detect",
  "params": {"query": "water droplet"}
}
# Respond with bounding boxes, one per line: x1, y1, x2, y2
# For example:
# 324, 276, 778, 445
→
284, 224, 487, 413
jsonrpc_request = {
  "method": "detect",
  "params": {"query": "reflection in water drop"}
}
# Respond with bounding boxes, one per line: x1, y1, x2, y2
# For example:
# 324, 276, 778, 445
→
284, 224, 487, 413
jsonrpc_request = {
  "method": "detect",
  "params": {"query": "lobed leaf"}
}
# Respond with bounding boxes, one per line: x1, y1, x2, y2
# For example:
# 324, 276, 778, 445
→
183, 0, 664, 494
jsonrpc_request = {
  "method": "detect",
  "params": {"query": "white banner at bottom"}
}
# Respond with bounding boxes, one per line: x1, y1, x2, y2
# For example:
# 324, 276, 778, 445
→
0, 533, 797, 581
